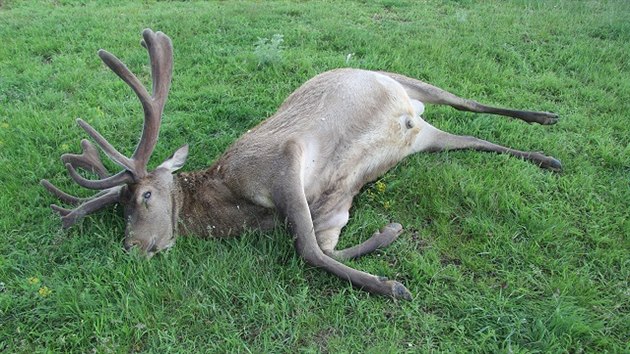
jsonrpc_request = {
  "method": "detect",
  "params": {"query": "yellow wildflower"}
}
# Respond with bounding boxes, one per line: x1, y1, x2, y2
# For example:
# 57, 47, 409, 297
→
38, 286, 52, 297
28, 277, 40, 285
375, 181, 386, 194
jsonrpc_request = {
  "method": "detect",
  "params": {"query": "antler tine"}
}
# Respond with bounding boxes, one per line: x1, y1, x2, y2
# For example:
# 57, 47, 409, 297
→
50, 187, 122, 229
42, 178, 122, 228
41, 137, 114, 205
60, 120, 134, 190
61, 139, 110, 179
132, 29, 173, 172
144, 30, 173, 104
42, 175, 123, 227
42, 178, 114, 205
76, 118, 135, 172
97, 49, 153, 116
41, 179, 85, 205
65, 164, 133, 190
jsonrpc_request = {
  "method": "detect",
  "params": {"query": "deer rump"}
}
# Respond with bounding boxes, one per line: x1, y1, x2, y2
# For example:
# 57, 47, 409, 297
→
42, 29, 561, 300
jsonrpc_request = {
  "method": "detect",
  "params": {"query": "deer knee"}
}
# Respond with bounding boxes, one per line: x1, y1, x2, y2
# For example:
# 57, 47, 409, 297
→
315, 229, 341, 254
300, 249, 328, 268
294, 238, 328, 267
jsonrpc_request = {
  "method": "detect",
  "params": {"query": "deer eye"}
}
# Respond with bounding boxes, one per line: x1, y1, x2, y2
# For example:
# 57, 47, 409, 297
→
143, 191, 152, 200
405, 117, 414, 129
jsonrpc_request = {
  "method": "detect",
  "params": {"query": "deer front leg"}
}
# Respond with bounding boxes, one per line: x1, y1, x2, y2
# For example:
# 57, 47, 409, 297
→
271, 141, 412, 300
412, 120, 562, 171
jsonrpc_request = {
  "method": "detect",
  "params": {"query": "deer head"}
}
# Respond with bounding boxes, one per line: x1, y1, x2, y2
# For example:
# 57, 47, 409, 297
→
41, 29, 187, 256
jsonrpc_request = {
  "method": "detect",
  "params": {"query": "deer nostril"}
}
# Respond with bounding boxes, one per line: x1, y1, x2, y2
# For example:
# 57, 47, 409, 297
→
123, 239, 142, 252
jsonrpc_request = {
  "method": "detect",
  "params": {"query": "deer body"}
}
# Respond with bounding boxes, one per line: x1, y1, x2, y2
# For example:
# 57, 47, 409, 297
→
176, 69, 426, 244
174, 69, 421, 233
43, 30, 561, 300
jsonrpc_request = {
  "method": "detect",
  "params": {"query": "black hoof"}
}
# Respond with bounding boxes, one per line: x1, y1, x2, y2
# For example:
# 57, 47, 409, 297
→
535, 112, 559, 125
391, 281, 412, 301
543, 114, 559, 125
542, 157, 562, 172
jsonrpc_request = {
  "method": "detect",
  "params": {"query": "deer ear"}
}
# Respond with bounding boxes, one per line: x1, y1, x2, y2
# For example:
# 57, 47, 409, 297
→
411, 99, 425, 116
158, 144, 189, 172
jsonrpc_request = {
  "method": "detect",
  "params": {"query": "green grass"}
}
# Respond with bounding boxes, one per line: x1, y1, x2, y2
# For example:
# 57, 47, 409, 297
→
1, 0, 628, 352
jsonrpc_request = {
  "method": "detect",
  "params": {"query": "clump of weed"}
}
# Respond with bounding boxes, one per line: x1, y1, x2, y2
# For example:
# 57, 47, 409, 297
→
253, 34, 284, 67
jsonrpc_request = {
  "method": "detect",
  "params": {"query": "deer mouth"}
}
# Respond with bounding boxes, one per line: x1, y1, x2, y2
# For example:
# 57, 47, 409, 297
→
144, 237, 176, 258
124, 235, 158, 255
146, 236, 158, 254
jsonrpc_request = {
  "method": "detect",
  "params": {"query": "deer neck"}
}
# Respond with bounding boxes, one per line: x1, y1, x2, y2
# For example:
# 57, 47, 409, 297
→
173, 168, 275, 238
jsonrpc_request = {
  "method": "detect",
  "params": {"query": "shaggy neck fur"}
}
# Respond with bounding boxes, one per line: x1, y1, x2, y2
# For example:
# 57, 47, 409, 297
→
173, 167, 276, 238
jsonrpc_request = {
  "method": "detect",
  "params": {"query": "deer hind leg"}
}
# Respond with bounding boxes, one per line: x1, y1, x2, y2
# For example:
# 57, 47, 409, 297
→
312, 197, 403, 260
272, 141, 412, 300
382, 72, 559, 125
317, 223, 403, 261
412, 120, 562, 171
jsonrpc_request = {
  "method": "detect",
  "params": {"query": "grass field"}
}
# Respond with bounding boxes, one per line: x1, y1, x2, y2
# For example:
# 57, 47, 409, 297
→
1, 0, 628, 352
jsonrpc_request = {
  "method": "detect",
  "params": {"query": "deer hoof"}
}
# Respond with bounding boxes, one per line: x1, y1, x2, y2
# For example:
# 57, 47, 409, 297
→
382, 222, 403, 234
542, 157, 562, 172
391, 281, 412, 300
530, 111, 559, 125
541, 113, 559, 125
374, 223, 404, 248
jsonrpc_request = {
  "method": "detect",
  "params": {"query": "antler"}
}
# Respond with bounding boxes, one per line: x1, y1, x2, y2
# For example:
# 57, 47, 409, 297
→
41, 139, 122, 228
41, 29, 174, 228
83, 29, 173, 179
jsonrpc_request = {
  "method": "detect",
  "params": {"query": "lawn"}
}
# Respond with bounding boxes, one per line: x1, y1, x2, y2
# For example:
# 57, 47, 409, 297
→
0, 0, 628, 352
